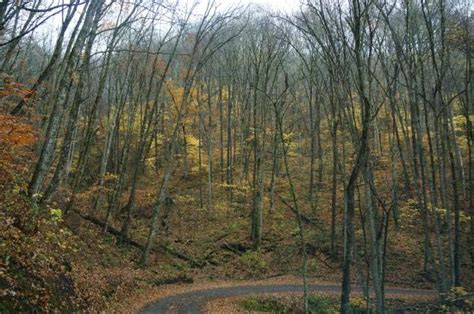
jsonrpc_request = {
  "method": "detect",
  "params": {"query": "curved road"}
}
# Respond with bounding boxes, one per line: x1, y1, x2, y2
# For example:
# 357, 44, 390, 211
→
140, 284, 436, 313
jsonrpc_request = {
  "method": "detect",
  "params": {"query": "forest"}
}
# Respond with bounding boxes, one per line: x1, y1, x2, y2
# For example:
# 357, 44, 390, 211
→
0, 0, 472, 313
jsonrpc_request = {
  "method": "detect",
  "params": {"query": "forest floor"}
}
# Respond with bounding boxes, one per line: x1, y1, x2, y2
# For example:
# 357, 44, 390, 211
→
3, 170, 474, 312
2, 134, 473, 312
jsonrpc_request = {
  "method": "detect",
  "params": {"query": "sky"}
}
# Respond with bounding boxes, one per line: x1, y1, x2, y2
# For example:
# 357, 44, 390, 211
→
191, 0, 301, 14
224, 0, 300, 12
33, 0, 303, 47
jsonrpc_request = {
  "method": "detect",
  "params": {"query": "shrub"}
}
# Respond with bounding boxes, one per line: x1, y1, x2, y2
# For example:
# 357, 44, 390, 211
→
308, 295, 338, 313
237, 296, 288, 313
442, 286, 474, 311
239, 249, 268, 277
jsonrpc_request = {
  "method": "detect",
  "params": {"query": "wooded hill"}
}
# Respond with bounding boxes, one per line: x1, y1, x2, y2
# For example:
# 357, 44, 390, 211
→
0, 0, 472, 312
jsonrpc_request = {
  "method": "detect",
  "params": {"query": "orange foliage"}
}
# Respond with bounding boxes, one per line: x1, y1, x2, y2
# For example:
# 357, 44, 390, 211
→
0, 75, 33, 100
0, 113, 36, 205
0, 113, 36, 148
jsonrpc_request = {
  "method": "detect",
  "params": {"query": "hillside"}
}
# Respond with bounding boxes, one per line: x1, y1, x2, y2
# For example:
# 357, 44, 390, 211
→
1, 0, 473, 313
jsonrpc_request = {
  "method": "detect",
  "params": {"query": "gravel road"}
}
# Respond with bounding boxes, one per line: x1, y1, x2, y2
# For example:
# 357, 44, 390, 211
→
140, 283, 436, 313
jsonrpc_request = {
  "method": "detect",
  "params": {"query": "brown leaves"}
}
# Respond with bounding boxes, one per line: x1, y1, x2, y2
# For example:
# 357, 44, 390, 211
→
0, 113, 36, 147
0, 75, 33, 100
0, 113, 36, 201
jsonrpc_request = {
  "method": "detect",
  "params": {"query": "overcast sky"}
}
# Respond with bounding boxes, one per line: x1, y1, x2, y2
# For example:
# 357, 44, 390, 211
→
36, 0, 302, 46
227, 0, 300, 12
190, 0, 301, 14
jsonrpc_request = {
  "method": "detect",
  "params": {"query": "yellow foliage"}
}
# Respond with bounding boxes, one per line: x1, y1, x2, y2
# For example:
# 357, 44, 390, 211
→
349, 296, 367, 308
450, 286, 468, 297
166, 80, 184, 105
220, 183, 238, 190
185, 134, 201, 174
102, 172, 119, 182
49, 208, 63, 224
186, 134, 200, 148
452, 114, 473, 132
399, 198, 420, 227
175, 194, 195, 203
